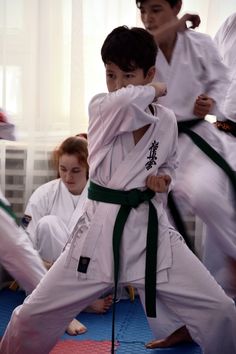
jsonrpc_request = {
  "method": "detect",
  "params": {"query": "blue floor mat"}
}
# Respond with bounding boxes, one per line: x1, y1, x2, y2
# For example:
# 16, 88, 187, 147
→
0, 289, 202, 353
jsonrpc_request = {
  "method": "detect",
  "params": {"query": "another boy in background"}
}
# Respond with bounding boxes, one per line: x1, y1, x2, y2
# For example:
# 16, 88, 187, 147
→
136, 0, 236, 348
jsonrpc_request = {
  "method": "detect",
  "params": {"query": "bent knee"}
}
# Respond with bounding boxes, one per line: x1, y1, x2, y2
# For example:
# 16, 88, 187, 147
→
36, 215, 60, 232
11, 302, 39, 328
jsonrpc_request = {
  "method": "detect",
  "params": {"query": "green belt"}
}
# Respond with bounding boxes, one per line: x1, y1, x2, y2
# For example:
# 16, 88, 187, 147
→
168, 119, 236, 251
0, 199, 18, 224
167, 192, 193, 251
178, 121, 236, 196
88, 181, 158, 353
88, 180, 158, 316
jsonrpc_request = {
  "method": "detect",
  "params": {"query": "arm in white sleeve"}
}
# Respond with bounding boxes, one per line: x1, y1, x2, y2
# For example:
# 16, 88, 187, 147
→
88, 85, 156, 149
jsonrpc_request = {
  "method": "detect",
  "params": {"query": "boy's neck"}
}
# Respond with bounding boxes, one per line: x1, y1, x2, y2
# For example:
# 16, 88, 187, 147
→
159, 33, 177, 63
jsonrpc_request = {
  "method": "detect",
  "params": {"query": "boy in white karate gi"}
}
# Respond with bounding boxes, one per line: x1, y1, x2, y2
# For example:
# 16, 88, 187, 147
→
1, 25, 236, 354
136, 0, 236, 347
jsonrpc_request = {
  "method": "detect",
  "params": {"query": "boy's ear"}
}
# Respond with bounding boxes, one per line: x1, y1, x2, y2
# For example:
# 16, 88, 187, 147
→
173, 0, 182, 16
146, 66, 156, 82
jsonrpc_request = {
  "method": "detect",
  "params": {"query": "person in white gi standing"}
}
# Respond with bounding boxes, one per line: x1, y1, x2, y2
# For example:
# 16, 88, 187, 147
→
135, 0, 236, 348
1, 25, 236, 354
204, 12, 236, 299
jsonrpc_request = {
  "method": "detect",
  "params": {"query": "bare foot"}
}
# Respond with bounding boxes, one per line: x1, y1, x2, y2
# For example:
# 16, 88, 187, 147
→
84, 295, 113, 314
66, 318, 87, 336
145, 326, 193, 349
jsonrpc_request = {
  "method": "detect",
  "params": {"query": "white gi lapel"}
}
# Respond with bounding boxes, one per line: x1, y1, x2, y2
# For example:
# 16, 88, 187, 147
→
107, 122, 159, 190
67, 181, 89, 233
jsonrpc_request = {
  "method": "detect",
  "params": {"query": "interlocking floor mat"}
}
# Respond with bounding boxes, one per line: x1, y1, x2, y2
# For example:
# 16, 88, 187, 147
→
0, 289, 202, 353
50, 340, 116, 353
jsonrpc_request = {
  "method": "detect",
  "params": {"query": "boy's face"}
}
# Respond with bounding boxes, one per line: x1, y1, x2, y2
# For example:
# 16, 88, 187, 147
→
138, 0, 180, 31
105, 62, 155, 92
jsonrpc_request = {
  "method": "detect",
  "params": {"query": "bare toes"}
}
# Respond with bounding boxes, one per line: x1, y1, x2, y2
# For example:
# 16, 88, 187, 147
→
66, 319, 87, 336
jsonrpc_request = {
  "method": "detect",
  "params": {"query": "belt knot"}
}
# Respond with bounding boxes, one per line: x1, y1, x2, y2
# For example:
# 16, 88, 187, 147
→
125, 189, 141, 208
125, 188, 155, 208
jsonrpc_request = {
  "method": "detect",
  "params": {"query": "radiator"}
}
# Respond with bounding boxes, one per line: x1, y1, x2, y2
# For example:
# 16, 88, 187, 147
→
0, 140, 57, 218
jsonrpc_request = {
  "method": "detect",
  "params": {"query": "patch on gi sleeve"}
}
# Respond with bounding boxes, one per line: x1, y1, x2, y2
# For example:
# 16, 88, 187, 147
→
21, 214, 32, 228
77, 256, 90, 273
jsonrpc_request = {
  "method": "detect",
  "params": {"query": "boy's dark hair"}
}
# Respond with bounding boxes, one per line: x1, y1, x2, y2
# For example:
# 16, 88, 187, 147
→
136, 0, 179, 8
101, 26, 157, 76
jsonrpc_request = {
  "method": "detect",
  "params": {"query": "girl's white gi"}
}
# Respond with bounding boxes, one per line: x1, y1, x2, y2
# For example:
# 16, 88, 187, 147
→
24, 179, 88, 262
155, 29, 236, 299
0, 189, 46, 294
1, 85, 236, 354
